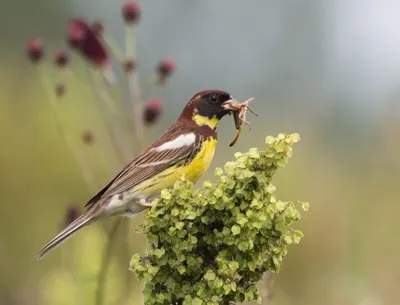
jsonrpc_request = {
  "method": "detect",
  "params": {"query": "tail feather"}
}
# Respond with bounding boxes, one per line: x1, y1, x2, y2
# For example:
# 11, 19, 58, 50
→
35, 212, 94, 260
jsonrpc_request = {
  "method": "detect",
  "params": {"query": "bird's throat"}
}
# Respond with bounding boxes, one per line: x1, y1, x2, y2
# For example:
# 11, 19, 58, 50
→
192, 114, 219, 129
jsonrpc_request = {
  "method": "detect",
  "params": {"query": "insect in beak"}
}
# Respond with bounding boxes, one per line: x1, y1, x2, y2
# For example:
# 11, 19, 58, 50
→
222, 98, 240, 112
223, 97, 258, 147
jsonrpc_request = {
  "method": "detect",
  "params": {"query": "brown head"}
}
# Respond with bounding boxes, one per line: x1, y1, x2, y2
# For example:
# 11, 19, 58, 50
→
178, 90, 238, 129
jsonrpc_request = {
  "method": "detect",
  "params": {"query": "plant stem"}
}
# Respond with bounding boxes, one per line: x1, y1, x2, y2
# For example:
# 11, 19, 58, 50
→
94, 25, 142, 305
141, 76, 157, 100
102, 33, 125, 61
260, 272, 274, 305
125, 24, 144, 152
128, 71, 144, 149
95, 23, 149, 305
86, 68, 130, 165
38, 64, 98, 194
95, 218, 122, 305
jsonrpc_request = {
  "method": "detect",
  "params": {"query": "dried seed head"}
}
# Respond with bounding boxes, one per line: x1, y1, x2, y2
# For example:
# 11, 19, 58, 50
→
144, 99, 163, 125
55, 84, 66, 97
82, 130, 95, 145
26, 38, 44, 63
123, 58, 136, 72
52, 50, 69, 67
122, 1, 141, 24
157, 58, 176, 83
67, 18, 109, 67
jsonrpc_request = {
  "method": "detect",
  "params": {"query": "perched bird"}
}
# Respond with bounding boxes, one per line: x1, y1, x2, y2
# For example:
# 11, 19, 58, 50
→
36, 90, 239, 260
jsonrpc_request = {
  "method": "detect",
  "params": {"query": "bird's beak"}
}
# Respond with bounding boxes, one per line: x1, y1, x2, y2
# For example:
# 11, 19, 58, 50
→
222, 98, 241, 112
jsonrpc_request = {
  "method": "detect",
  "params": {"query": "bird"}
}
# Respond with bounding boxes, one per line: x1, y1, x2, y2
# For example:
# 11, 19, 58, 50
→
36, 90, 240, 260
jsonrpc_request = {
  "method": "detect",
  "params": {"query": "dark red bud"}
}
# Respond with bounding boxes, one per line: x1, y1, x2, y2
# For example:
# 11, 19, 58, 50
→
122, 1, 141, 24
82, 130, 94, 144
144, 99, 162, 124
67, 18, 86, 48
55, 84, 66, 97
65, 206, 80, 226
52, 50, 69, 67
26, 38, 44, 63
123, 58, 136, 72
157, 58, 176, 83
67, 18, 109, 67
91, 21, 104, 36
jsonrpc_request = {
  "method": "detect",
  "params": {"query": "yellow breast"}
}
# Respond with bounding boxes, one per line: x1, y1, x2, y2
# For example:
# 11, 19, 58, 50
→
134, 138, 217, 197
184, 137, 217, 182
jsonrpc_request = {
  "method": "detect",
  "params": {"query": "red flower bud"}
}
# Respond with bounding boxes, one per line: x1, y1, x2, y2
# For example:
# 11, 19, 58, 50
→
67, 18, 86, 48
123, 58, 136, 72
52, 50, 69, 67
26, 38, 44, 63
144, 99, 162, 125
82, 130, 95, 145
55, 84, 66, 97
157, 58, 176, 83
66, 18, 109, 67
122, 1, 141, 24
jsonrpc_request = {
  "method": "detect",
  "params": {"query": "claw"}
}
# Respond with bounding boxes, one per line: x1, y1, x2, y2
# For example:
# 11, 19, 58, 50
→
137, 197, 153, 207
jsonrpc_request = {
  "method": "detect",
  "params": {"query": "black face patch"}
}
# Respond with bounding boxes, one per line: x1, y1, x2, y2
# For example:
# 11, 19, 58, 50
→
196, 91, 232, 119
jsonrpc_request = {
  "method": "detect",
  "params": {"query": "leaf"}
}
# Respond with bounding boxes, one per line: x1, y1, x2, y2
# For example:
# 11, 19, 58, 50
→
177, 265, 186, 275
231, 225, 241, 235
204, 270, 216, 281
175, 222, 185, 230
248, 148, 260, 159
154, 248, 165, 258
229, 261, 239, 271
214, 167, 223, 177
236, 213, 248, 227
160, 189, 172, 200
299, 201, 310, 211
265, 136, 276, 144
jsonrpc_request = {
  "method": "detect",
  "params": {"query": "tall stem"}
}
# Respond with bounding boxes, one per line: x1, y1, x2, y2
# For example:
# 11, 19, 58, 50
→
125, 25, 144, 153
38, 64, 98, 194
94, 218, 122, 305
102, 33, 125, 61
87, 68, 130, 165
94, 24, 145, 305
260, 272, 274, 305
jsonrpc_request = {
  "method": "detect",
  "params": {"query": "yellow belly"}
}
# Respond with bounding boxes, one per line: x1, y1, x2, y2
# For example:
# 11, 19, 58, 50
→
134, 138, 217, 197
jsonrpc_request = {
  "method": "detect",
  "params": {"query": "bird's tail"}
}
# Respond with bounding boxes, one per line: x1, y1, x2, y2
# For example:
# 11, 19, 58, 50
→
35, 211, 94, 260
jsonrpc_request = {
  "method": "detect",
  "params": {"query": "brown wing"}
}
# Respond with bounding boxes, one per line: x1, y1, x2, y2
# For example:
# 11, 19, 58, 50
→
85, 124, 196, 208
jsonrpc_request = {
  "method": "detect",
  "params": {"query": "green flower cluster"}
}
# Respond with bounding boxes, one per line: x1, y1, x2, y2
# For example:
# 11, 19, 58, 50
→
130, 133, 308, 305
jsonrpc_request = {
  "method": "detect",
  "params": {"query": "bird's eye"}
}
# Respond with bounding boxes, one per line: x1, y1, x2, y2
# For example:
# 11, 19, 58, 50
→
209, 94, 219, 103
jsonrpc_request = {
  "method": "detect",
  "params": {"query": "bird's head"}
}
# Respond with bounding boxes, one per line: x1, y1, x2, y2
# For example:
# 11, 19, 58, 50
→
179, 90, 239, 129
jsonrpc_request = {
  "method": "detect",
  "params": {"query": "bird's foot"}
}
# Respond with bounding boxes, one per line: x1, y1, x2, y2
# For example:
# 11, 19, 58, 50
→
137, 197, 153, 207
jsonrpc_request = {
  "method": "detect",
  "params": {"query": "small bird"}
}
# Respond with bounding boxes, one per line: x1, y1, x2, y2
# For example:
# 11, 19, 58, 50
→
36, 90, 240, 260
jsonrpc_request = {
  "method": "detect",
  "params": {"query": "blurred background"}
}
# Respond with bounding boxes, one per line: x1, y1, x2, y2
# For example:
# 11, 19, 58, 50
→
1, 0, 400, 304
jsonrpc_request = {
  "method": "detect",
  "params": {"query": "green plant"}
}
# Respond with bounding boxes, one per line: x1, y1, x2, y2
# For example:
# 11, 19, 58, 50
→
131, 133, 308, 305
